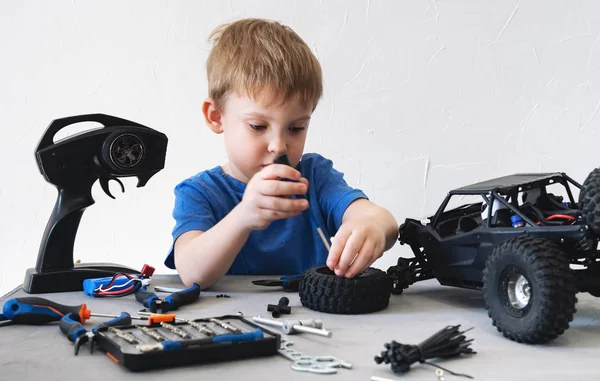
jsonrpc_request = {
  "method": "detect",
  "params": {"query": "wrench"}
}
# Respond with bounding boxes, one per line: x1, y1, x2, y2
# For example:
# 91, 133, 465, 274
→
252, 316, 332, 337
278, 338, 352, 375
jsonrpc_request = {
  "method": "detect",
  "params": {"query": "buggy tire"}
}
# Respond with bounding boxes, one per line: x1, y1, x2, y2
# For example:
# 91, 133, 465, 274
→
579, 167, 600, 205
482, 236, 577, 344
579, 168, 600, 235
298, 266, 392, 314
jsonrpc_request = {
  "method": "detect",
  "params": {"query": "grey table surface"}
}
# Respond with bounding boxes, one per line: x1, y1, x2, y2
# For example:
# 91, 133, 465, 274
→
1, 274, 600, 381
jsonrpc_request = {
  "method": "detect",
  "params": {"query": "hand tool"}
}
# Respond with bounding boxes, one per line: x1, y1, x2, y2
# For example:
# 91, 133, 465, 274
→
252, 316, 332, 337
59, 312, 132, 355
274, 153, 331, 251
252, 274, 301, 292
0, 296, 177, 326
209, 317, 245, 334
107, 326, 140, 344
137, 328, 265, 353
279, 338, 352, 374
186, 321, 218, 337
139, 326, 169, 342
2, 297, 100, 325
135, 282, 200, 313
160, 322, 192, 339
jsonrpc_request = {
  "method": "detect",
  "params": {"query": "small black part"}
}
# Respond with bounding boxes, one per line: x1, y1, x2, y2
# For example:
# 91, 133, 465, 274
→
267, 296, 291, 318
274, 154, 291, 166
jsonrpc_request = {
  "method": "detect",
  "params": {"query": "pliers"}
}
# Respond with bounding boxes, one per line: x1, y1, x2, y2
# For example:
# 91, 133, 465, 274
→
59, 312, 132, 355
252, 274, 301, 292
135, 283, 201, 313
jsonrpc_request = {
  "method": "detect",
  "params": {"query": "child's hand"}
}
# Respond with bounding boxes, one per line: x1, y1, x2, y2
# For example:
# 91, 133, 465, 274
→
326, 220, 386, 278
238, 164, 309, 230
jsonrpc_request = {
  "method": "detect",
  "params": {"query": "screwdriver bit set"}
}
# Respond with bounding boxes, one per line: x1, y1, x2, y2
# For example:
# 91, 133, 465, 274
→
94, 314, 280, 371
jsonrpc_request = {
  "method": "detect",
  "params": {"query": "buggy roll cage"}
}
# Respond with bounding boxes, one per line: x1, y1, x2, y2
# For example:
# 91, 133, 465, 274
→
430, 173, 583, 229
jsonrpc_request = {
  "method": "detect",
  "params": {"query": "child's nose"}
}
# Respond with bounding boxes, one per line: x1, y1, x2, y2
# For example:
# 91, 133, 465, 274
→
268, 136, 287, 155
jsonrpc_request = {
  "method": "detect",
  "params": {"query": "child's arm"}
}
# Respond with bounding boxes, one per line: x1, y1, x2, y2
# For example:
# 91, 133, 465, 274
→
174, 165, 309, 289
326, 198, 398, 278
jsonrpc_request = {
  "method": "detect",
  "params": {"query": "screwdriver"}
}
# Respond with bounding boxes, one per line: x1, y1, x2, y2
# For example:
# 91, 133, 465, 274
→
2, 297, 96, 324
274, 154, 331, 251
1, 297, 178, 325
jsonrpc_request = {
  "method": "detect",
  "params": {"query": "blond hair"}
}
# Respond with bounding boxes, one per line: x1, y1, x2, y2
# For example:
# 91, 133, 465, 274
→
206, 18, 323, 110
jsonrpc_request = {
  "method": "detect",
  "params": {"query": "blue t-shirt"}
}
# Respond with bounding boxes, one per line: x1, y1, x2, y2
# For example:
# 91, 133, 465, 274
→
164, 153, 368, 275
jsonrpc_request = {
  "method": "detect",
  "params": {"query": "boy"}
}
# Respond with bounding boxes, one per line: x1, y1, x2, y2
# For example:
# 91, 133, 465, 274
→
164, 18, 398, 289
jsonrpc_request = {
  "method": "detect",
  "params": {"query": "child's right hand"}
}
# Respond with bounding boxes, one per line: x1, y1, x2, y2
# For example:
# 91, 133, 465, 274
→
238, 164, 309, 230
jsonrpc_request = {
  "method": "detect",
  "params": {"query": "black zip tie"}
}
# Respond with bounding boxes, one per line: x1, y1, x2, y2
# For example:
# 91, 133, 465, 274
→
374, 325, 476, 378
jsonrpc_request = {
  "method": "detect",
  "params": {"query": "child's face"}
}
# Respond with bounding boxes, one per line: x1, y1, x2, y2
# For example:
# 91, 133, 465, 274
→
216, 91, 312, 183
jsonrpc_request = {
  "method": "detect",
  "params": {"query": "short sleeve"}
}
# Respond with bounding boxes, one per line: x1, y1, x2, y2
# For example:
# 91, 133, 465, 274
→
313, 156, 368, 234
171, 180, 217, 242
164, 179, 217, 269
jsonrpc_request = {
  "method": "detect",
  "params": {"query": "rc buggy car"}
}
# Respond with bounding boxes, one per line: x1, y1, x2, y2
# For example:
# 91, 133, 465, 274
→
387, 167, 600, 344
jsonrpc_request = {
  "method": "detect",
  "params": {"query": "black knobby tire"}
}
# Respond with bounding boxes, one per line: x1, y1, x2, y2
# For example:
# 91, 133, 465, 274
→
579, 167, 600, 205
579, 167, 600, 235
298, 266, 392, 314
482, 236, 577, 344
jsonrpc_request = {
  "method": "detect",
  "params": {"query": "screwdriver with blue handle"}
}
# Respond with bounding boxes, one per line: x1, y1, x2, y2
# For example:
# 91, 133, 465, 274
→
136, 282, 201, 313
59, 312, 132, 355
0, 297, 166, 326
1, 297, 96, 325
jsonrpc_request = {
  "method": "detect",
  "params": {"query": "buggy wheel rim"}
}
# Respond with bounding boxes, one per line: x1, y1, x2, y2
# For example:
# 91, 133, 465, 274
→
507, 273, 530, 309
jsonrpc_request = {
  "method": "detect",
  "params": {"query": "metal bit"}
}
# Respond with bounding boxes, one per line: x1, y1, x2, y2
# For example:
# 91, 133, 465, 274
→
107, 327, 139, 345
252, 316, 332, 338
209, 317, 243, 334
138, 342, 165, 353
139, 326, 168, 342
187, 321, 217, 337
160, 322, 192, 339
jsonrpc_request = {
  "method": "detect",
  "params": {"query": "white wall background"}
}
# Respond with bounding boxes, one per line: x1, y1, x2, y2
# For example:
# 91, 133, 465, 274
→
1, 0, 599, 296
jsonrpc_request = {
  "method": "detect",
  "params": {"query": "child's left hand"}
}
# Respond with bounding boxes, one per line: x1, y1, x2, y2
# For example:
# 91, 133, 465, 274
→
325, 220, 387, 278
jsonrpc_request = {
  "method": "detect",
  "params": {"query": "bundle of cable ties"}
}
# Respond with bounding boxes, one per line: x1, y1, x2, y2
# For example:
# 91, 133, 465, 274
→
374, 325, 476, 378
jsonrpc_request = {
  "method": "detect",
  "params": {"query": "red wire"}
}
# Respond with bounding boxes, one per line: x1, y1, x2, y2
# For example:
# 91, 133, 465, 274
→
96, 283, 137, 295
535, 214, 576, 225
546, 214, 575, 221
101, 273, 135, 289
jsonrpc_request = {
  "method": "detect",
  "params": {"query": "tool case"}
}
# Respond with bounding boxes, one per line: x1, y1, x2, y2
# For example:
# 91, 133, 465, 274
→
94, 314, 280, 372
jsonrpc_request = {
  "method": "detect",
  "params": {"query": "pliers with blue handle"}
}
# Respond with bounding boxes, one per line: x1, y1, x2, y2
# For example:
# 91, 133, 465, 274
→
135, 283, 201, 313
252, 274, 301, 292
59, 312, 132, 355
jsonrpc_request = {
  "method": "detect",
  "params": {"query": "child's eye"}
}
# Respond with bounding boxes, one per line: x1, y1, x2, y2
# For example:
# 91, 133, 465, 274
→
289, 126, 306, 133
249, 124, 266, 131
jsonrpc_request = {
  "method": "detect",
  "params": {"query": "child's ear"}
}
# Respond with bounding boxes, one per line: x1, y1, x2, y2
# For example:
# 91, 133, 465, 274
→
202, 97, 223, 134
